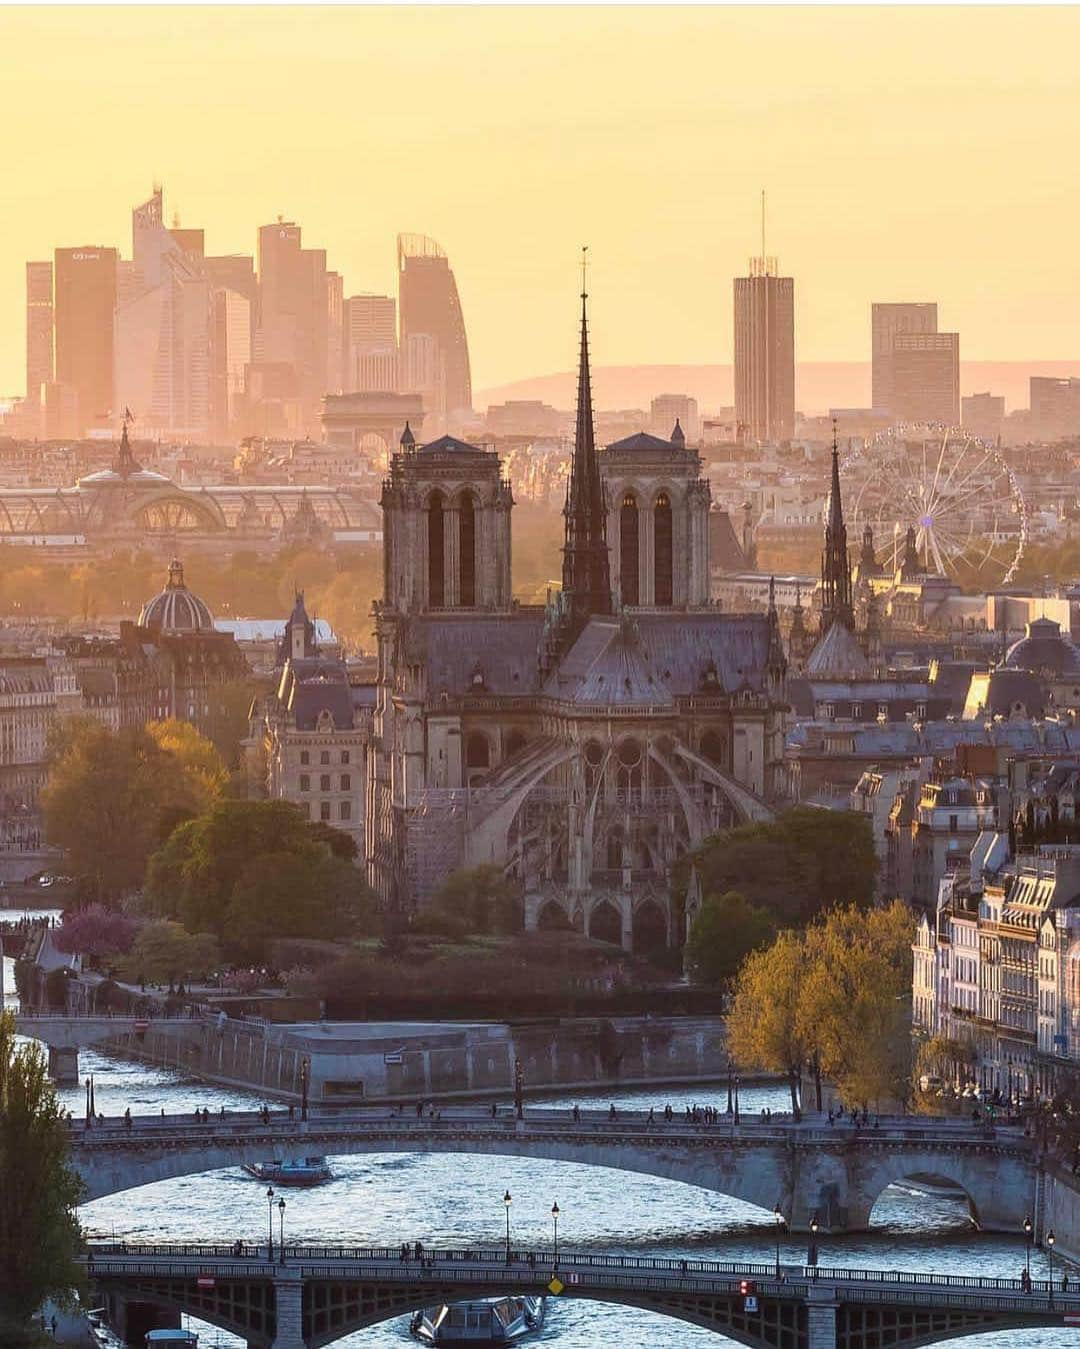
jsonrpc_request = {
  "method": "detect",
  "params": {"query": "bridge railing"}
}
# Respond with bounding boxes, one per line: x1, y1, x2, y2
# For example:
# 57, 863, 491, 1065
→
82, 1243, 1072, 1299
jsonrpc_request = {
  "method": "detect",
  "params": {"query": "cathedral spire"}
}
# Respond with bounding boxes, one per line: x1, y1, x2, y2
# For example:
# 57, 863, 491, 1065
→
560, 249, 612, 635
820, 420, 854, 632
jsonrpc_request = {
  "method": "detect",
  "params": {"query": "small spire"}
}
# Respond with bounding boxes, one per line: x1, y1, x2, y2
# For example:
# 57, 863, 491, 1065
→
671, 418, 685, 447
167, 558, 185, 590
768, 575, 776, 612
400, 420, 415, 449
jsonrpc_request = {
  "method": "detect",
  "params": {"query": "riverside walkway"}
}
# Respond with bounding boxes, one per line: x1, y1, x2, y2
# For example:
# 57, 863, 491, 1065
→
83, 1241, 1080, 1349
69, 1105, 1038, 1234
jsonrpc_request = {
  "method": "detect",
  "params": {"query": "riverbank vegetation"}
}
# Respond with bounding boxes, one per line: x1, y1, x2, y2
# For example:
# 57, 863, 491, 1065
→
0, 1010, 84, 1332
727, 902, 915, 1111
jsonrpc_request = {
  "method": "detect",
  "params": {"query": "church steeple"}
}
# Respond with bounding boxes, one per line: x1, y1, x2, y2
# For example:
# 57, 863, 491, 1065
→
560, 252, 612, 635
820, 423, 854, 632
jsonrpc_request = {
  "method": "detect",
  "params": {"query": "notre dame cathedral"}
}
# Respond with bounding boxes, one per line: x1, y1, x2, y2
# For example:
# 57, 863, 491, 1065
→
366, 288, 788, 952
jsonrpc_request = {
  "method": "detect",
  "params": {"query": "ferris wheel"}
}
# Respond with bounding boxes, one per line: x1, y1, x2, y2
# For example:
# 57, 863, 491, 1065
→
837, 424, 1027, 586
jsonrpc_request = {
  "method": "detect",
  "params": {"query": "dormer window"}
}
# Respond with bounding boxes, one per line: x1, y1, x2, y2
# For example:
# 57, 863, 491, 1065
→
470, 661, 486, 690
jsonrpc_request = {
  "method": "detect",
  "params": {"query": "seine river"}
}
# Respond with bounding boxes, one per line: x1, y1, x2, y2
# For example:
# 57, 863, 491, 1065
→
3, 914, 1075, 1349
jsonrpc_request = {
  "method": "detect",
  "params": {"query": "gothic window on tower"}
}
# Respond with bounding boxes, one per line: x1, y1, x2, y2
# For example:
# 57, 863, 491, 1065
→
428, 490, 445, 606
459, 492, 476, 606
654, 492, 673, 606
620, 492, 640, 606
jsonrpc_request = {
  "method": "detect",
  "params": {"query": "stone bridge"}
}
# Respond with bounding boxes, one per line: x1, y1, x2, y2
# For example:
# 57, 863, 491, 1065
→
15, 1011, 197, 1083
69, 1107, 1039, 1234
83, 1242, 1080, 1349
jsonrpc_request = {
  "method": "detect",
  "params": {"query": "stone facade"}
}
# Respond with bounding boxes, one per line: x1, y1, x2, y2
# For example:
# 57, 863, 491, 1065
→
366, 303, 787, 951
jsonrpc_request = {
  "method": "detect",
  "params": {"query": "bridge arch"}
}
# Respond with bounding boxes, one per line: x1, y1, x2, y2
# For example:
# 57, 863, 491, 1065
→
864, 1168, 981, 1230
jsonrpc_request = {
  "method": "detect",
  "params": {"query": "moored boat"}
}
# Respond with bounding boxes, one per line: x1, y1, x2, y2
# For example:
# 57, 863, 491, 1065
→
410, 1296, 545, 1346
241, 1156, 332, 1185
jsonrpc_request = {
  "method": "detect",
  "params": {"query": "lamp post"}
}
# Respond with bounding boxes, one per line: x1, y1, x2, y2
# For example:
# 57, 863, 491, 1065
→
1024, 1215, 1033, 1279
551, 1202, 560, 1268
773, 1205, 786, 1278
734, 1074, 741, 1126
266, 1186, 275, 1261
726, 1061, 734, 1116
808, 1213, 819, 1269
278, 1197, 286, 1265
1048, 1230, 1056, 1305
514, 1059, 524, 1121
504, 1191, 513, 1264
300, 1058, 309, 1122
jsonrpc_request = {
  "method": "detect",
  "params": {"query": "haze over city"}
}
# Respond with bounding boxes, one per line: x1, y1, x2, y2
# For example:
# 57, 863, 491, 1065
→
2, 4, 1079, 405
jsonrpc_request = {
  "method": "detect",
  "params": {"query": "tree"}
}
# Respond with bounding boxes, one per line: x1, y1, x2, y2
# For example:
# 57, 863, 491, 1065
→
144, 800, 315, 935
685, 890, 775, 987
42, 722, 224, 904
727, 931, 809, 1113
225, 851, 377, 962
0, 1011, 84, 1327
433, 865, 522, 936
54, 905, 140, 962
684, 807, 877, 927
119, 921, 220, 986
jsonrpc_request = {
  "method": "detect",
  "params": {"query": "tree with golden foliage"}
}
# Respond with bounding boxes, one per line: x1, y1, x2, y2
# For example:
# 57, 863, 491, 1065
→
728, 902, 916, 1113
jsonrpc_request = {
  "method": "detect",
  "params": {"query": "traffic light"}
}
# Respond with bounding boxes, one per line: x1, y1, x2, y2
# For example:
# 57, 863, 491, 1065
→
738, 1280, 756, 1296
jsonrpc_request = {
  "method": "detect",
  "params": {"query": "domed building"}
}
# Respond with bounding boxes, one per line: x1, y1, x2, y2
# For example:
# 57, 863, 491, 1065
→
138, 559, 215, 634
127, 558, 250, 740
1004, 617, 1080, 716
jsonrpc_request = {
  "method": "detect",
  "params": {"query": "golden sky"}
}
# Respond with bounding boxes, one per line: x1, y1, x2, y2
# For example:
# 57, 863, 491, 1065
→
2, 5, 1078, 396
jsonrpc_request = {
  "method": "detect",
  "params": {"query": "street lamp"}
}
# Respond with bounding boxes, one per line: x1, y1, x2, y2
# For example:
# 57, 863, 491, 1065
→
300, 1058, 309, 1122
773, 1205, 786, 1278
726, 1060, 734, 1116
278, 1197, 286, 1265
551, 1202, 560, 1267
1024, 1215, 1033, 1279
734, 1074, 741, 1126
1048, 1230, 1056, 1305
808, 1213, 819, 1269
266, 1186, 275, 1260
504, 1191, 513, 1265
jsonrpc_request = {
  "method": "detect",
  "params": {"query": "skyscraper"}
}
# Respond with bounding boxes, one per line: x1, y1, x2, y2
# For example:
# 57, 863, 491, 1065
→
256, 219, 329, 434
25, 261, 53, 415
344, 293, 397, 392
397, 234, 472, 418
733, 256, 794, 445
54, 244, 118, 434
114, 189, 211, 439
889, 332, 960, 425
871, 302, 938, 414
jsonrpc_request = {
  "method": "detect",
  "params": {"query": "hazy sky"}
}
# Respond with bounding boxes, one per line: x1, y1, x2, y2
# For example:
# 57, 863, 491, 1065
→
2, 5, 1078, 396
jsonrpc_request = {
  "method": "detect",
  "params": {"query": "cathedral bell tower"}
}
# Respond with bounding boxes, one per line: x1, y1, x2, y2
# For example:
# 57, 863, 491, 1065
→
379, 421, 513, 615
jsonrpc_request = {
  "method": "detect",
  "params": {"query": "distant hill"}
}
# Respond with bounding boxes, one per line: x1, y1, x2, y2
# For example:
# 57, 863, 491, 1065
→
476, 361, 1079, 417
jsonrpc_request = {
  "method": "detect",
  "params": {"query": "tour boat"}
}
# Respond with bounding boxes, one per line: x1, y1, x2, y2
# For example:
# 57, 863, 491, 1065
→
145, 1332, 198, 1347
410, 1296, 546, 1346
241, 1156, 332, 1185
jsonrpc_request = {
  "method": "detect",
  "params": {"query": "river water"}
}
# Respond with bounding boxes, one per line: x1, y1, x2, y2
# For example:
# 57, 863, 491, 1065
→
4, 917, 1076, 1349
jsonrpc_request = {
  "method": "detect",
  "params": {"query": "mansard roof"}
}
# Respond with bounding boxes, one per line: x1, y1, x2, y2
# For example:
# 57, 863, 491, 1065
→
276, 655, 356, 730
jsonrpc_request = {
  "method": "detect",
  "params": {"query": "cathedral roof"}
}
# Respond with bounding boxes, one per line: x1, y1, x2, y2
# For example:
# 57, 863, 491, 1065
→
418, 434, 487, 456
605, 431, 681, 453
409, 612, 547, 697
805, 620, 871, 679
545, 611, 776, 705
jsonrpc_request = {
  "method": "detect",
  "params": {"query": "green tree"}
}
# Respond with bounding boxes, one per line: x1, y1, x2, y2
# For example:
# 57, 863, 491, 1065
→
225, 851, 376, 962
683, 807, 876, 926
42, 722, 224, 904
119, 920, 220, 986
0, 1011, 84, 1328
685, 890, 775, 986
144, 800, 314, 935
432, 865, 522, 936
